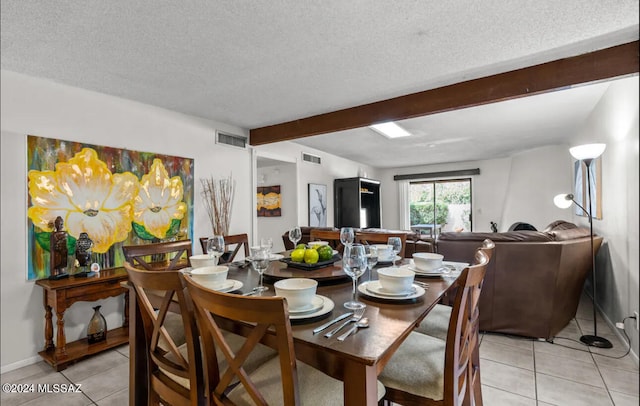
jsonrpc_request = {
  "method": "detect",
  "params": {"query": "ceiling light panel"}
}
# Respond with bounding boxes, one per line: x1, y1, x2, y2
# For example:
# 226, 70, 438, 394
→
369, 122, 412, 138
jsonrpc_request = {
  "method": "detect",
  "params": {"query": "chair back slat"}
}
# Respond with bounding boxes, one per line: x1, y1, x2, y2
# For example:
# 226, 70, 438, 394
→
309, 229, 344, 251
184, 276, 301, 405
444, 249, 489, 406
355, 231, 407, 257
199, 233, 250, 263
122, 240, 192, 271
124, 261, 205, 406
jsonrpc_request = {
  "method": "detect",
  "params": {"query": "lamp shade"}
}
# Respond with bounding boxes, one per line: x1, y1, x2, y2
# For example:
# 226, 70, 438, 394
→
569, 143, 606, 160
553, 193, 574, 209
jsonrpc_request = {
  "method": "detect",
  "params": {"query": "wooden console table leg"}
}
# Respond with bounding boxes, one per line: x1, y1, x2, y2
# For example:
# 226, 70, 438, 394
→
44, 305, 54, 351
55, 311, 67, 358
123, 291, 129, 328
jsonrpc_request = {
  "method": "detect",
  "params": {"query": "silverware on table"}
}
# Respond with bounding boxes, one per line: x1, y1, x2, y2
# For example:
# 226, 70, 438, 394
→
324, 308, 366, 338
312, 312, 353, 334
337, 317, 370, 341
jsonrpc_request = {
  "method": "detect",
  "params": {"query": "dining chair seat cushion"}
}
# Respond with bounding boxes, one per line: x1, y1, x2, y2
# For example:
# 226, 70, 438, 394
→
227, 356, 386, 404
162, 330, 278, 389
378, 331, 445, 401
414, 303, 452, 341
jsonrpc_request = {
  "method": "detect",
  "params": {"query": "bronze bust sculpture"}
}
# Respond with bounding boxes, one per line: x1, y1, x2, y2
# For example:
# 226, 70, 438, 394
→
49, 216, 70, 280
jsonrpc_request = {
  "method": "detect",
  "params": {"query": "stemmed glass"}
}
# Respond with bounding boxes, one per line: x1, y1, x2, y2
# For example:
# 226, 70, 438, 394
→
340, 227, 355, 248
387, 237, 402, 267
249, 246, 270, 293
342, 243, 367, 310
260, 237, 273, 256
364, 245, 378, 281
289, 227, 302, 249
206, 236, 225, 266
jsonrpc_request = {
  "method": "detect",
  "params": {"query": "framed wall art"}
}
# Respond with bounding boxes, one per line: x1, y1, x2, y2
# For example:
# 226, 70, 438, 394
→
257, 185, 282, 217
308, 183, 327, 227
26, 135, 194, 280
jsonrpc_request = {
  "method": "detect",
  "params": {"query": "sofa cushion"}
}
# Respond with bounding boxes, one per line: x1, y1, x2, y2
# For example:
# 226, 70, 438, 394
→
438, 231, 555, 242
543, 220, 578, 232
550, 227, 592, 241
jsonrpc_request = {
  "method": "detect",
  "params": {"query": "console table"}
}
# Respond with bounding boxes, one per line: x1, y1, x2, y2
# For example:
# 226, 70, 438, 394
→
35, 268, 129, 371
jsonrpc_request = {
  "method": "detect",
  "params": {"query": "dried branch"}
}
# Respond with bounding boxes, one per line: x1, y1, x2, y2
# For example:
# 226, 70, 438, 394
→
200, 174, 235, 236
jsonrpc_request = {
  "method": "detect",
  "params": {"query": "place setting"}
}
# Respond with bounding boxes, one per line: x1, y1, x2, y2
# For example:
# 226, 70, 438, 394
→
182, 265, 244, 293
273, 278, 335, 321
359, 267, 426, 301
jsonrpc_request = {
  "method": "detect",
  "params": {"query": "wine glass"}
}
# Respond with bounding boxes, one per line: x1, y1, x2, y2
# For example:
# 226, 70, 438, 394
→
289, 227, 302, 249
342, 243, 367, 310
340, 227, 355, 248
387, 237, 402, 267
364, 245, 378, 281
249, 246, 270, 293
260, 237, 273, 256
206, 236, 225, 266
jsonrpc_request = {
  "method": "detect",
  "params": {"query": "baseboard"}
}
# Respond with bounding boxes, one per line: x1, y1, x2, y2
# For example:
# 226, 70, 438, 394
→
598, 303, 640, 367
1, 355, 41, 375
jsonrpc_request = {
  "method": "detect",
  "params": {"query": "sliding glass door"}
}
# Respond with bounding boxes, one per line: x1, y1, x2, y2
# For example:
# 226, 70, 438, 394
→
409, 178, 472, 235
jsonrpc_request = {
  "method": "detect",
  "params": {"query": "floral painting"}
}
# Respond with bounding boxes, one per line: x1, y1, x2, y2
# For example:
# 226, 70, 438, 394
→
256, 185, 281, 217
26, 135, 194, 280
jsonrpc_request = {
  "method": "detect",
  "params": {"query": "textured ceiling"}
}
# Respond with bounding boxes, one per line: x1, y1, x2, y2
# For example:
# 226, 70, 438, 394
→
1, 1, 638, 167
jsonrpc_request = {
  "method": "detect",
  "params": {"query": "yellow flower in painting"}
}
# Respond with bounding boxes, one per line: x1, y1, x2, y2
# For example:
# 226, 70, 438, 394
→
134, 159, 186, 239
28, 148, 138, 253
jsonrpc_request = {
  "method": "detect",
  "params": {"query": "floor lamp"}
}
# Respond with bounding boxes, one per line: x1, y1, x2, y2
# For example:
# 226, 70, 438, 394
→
554, 143, 612, 348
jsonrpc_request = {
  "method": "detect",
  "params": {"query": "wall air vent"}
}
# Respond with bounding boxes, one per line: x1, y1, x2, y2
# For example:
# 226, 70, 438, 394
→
216, 130, 247, 149
302, 152, 322, 165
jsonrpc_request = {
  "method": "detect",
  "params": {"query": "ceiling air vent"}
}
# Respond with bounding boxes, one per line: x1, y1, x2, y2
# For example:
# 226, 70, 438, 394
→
302, 152, 322, 165
216, 130, 247, 149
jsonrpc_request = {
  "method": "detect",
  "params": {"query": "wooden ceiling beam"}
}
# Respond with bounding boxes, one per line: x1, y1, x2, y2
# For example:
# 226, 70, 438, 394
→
249, 40, 638, 145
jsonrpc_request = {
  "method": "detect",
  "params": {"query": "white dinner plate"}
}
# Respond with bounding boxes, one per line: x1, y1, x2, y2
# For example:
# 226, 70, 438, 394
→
376, 255, 402, 264
365, 280, 417, 297
247, 253, 284, 261
407, 265, 447, 276
287, 296, 325, 314
194, 279, 243, 293
358, 281, 425, 300
288, 295, 334, 320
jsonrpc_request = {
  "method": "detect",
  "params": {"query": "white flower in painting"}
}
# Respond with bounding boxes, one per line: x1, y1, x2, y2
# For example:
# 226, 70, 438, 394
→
28, 148, 138, 253
133, 159, 186, 239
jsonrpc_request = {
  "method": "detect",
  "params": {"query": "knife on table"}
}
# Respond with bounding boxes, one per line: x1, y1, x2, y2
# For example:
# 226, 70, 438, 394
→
312, 312, 353, 334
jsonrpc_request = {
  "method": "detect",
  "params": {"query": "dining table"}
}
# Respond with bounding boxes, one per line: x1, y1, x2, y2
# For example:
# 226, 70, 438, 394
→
128, 253, 465, 406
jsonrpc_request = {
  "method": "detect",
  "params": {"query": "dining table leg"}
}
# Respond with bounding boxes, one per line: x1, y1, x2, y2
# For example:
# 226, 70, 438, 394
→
343, 359, 380, 405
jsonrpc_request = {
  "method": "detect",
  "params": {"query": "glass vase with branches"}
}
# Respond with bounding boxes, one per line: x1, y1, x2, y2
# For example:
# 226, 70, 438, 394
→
201, 174, 235, 236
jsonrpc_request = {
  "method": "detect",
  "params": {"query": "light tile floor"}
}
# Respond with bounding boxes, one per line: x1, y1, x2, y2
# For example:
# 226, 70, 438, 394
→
2, 295, 638, 405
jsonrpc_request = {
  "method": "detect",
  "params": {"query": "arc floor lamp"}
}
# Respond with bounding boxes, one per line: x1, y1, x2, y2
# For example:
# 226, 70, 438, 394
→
554, 143, 612, 348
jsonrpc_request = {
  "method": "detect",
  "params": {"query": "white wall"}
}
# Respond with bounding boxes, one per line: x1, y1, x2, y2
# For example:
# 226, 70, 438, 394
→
378, 151, 573, 233
256, 162, 297, 253
570, 76, 639, 360
0, 71, 254, 371
254, 142, 378, 227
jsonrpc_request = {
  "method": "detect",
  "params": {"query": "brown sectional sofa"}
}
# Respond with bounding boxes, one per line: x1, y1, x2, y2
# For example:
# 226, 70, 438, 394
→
436, 221, 602, 339
281, 227, 435, 255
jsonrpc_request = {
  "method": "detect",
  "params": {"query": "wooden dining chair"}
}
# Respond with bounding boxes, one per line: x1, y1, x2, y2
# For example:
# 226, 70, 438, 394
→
309, 229, 344, 252
124, 262, 206, 406
184, 276, 386, 404
379, 249, 490, 406
355, 231, 407, 258
122, 240, 193, 271
199, 233, 250, 263
416, 239, 495, 339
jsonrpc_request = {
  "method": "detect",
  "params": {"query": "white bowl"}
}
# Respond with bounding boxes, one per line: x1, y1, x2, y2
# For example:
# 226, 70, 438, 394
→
373, 244, 394, 261
190, 254, 218, 268
190, 266, 229, 284
377, 267, 415, 293
308, 240, 329, 248
412, 253, 444, 272
274, 278, 318, 311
